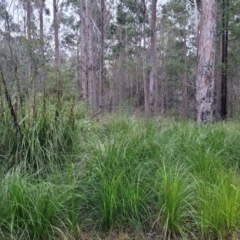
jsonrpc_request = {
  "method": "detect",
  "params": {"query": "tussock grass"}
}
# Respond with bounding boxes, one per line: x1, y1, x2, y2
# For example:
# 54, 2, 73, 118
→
1, 102, 240, 239
196, 168, 240, 239
154, 162, 193, 238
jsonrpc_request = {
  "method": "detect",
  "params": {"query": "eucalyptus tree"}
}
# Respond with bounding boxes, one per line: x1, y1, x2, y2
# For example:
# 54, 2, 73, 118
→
99, 0, 105, 110
141, 0, 148, 114
38, 0, 46, 94
80, 0, 87, 101
149, 0, 157, 114
86, 0, 96, 111
195, 0, 217, 123
53, 0, 60, 98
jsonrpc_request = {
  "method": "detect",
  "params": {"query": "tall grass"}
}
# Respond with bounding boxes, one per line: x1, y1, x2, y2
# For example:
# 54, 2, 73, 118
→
154, 162, 193, 238
196, 167, 240, 239
0, 165, 85, 239
0, 98, 82, 169
1, 101, 240, 239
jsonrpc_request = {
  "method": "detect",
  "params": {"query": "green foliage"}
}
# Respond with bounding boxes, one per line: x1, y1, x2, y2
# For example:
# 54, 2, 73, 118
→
0, 98, 83, 169
155, 162, 193, 238
1, 109, 240, 238
196, 168, 240, 239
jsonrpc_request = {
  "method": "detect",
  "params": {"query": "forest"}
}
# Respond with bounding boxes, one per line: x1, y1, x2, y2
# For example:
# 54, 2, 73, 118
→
1, 0, 240, 239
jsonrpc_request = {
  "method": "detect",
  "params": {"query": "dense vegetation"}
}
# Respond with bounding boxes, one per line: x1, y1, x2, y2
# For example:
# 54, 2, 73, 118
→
1, 99, 240, 239
1, 0, 240, 238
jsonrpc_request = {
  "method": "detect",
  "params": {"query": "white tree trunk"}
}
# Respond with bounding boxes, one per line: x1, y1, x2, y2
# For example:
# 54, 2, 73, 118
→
149, 0, 157, 115
195, 0, 217, 123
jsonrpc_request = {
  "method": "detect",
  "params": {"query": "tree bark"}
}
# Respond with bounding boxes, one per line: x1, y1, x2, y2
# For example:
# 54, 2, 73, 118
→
220, 0, 229, 119
39, 0, 46, 101
182, 1, 188, 119
195, 0, 217, 123
80, 0, 87, 101
53, 0, 60, 86
193, 0, 198, 45
53, 0, 61, 118
142, 0, 148, 114
149, 0, 157, 115
26, 0, 32, 90
99, 0, 105, 110
86, 0, 96, 111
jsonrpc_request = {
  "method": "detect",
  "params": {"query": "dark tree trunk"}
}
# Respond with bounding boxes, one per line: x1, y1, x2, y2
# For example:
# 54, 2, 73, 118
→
220, 0, 229, 119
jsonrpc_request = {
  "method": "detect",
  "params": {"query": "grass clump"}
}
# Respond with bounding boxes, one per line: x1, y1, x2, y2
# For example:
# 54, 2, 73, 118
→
196, 168, 240, 239
0, 165, 84, 240
154, 162, 193, 238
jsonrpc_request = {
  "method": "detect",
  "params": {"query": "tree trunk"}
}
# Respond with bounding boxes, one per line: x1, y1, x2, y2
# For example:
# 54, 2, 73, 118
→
80, 0, 87, 101
220, 0, 229, 119
160, 59, 165, 115
142, 0, 148, 114
86, 0, 96, 111
99, 0, 105, 111
39, 0, 46, 102
195, 0, 217, 123
182, 3, 188, 119
149, 0, 157, 115
26, 0, 32, 90
53, 0, 61, 117
26, 0, 31, 40
193, 0, 198, 46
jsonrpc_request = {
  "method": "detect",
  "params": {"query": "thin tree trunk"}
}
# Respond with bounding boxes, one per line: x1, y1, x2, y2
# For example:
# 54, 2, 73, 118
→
80, 0, 87, 101
99, 0, 105, 110
0, 64, 22, 138
39, 0, 46, 109
149, 0, 157, 115
39, 0, 44, 64
195, 0, 217, 123
220, 0, 229, 119
182, 4, 188, 119
193, 0, 198, 45
86, 0, 96, 111
53, 0, 60, 86
142, 0, 148, 114
160, 59, 165, 115
182, 36, 188, 118
26, 0, 32, 92
53, 0, 61, 117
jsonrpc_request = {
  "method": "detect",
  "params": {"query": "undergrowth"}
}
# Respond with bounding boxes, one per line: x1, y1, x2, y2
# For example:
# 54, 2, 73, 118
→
0, 100, 240, 239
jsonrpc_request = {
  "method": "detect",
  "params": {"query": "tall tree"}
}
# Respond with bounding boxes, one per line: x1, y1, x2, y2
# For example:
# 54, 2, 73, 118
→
26, 0, 32, 89
149, 0, 157, 114
195, 0, 217, 123
53, 0, 61, 117
141, 0, 148, 114
220, 0, 229, 119
39, 0, 46, 93
86, 0, 96, 111
182, 0, 189, 118
79, 0, 87, 101
99, 0, 105, 110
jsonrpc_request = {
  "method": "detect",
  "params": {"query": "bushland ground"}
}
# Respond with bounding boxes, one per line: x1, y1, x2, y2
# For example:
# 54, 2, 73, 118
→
1, 100, 240, 240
